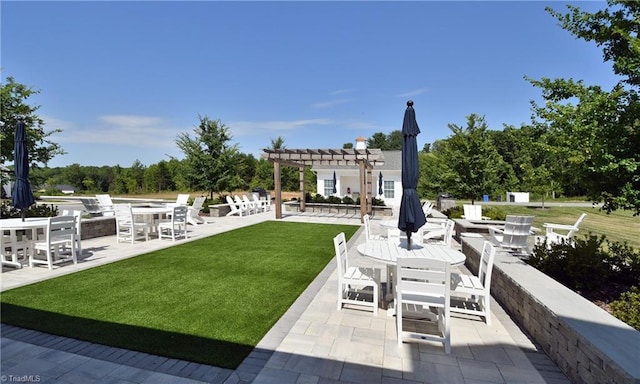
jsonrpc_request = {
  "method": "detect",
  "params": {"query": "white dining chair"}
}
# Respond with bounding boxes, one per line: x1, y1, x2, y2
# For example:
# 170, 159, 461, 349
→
334, 232, 380, 315
396, 256, 451, 353
450, 241, 496, 325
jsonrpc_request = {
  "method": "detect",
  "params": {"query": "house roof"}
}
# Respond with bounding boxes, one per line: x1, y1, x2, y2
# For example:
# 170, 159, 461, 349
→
313, 150, 401, 171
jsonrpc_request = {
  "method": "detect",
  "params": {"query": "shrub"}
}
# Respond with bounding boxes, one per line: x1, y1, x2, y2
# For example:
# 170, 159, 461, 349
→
610, 286, 640, 331
0, 202, 58, 219
528, 234, 640, 328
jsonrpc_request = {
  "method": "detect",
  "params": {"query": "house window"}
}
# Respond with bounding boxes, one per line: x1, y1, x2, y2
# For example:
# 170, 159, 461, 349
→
324, 179, 335, 196
383, 180, 394, 199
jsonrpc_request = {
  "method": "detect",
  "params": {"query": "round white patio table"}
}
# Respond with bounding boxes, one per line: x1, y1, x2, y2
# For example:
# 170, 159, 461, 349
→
0, 217, 50, 268
357, 239, 466, 315
131, 207, 173, 234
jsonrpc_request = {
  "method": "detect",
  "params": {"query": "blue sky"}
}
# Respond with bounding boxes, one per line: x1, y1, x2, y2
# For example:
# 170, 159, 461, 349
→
2, 1, 619, 168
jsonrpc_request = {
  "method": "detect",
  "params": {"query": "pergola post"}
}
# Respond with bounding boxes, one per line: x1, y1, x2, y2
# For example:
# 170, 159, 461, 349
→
274, 161, 282, 219
366, 167, 372, 215
359, 160, 366, 223
299, 166, 306, 212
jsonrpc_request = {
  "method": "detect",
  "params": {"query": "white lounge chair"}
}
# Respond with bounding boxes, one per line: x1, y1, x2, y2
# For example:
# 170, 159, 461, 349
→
96, 194, 115, 216
396, 256, 451, 353
450, 241, 496, 325
187, 196, 207, 225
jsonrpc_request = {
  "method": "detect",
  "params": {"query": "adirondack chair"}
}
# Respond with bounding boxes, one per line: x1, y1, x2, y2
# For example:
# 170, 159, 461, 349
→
225, 195, 246, 217
489, 215, 535, 255
187, 196, 207, 225
541, 213, 587, 245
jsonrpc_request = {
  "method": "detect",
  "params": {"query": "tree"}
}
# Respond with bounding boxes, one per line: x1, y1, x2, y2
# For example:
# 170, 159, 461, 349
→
532, 1, 640, 214
176, 116, 242, 199
434, 114, 509, 203
366, 130, 403, 150
0, 76, 64, 167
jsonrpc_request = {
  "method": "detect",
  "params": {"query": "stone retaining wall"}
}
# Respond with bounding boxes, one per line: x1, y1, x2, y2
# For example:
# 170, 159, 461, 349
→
461, 238, 640, 384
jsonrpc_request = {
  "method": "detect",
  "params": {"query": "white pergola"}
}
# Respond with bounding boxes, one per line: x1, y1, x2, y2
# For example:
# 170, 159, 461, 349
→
261, 148, 385, 221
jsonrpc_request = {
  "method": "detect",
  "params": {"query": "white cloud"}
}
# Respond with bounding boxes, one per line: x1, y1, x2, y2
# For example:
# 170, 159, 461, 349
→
229, 118, 334, 136
396, 88, 428, 98
312, 98, 352, 109
48, 114, 188, 149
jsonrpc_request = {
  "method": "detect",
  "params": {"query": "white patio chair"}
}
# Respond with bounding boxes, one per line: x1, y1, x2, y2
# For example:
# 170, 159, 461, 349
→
96, 194, 115, 216
166, 193, 190, 208
334, 232, 380, 315
363, 214, 385, 242
158, 205, 188, 241
225, 195, 245, 217
251, 193, 268, 213
489, 215, 535, 254
462, 204, 490, 221
113, 204, 152, 244
242, 195, 259, 215
61, 209, 83, 256
30, 215, 78, 270
422, 219, 455, 246
396, 256, 451, 353
542, 213, 587, 246
450, 241, 496, 325
187, 196, 207, 225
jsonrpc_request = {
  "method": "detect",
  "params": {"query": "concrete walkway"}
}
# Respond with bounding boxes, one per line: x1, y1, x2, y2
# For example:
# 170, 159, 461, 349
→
1, 210, 571, 383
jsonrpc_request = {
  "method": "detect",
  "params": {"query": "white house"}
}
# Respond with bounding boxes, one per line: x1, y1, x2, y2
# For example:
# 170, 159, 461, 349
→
312, 140, 403, 206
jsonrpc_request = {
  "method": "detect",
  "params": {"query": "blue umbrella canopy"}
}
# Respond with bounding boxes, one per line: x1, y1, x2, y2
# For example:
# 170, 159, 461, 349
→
378, 172, 383, 195
332, 171, 337, 194
12, 118, 35, 220
398, 101, 426, 247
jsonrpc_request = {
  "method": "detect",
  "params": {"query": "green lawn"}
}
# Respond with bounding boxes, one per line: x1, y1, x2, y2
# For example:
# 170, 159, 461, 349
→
0, 221, 359, 369
488, 205, 639, 249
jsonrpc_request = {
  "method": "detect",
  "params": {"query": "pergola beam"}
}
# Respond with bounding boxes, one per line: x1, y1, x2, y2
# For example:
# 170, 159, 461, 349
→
262, 148, 385, 219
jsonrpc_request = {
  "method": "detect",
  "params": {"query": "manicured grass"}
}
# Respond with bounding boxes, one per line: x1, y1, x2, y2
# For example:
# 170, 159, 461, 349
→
492, 205, 639, 249
0, 221, 359, 369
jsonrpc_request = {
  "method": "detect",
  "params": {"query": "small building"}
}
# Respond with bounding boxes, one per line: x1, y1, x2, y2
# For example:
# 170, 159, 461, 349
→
506, 192, 530, 203
312, 137, 403, 206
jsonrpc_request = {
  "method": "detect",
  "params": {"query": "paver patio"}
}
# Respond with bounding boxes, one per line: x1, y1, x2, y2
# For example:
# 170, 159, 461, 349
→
1, 207, 571, 383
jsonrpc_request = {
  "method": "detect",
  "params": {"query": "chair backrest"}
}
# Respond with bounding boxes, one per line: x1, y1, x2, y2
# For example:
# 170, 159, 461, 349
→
442, 219, 455, 246
333, 232, 349, 278
172, 205, 188, 223
363, 214, 373, 240
397, 256, 450, 307
477, 241, 497, 293
226, 195, 239, 211
113, 203, 134, 222
191, 196, 206, 211
47, 215, 77, 242
568, 213, 588, 237
463, 204, 483, 220
176, 194, 190, 205
62, 209, 83, 235
96, 194, 113, 206
501, 215, 534, 248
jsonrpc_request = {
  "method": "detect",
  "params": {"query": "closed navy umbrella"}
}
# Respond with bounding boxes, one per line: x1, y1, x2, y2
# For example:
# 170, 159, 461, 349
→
12, 118, 35, 221
398, 101, 426, 248
332, 171, 337, 194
